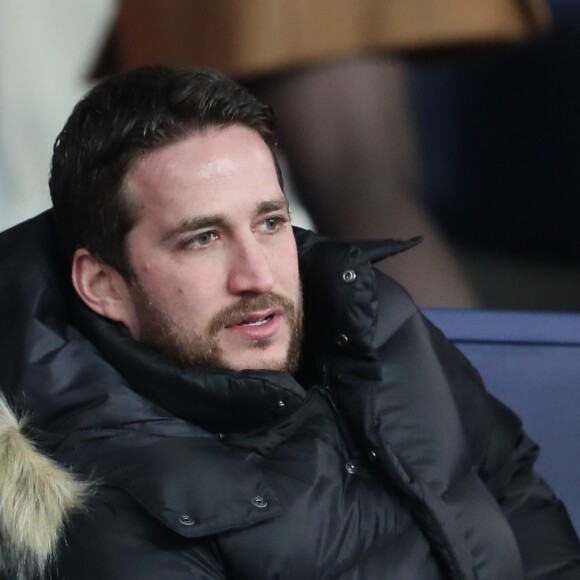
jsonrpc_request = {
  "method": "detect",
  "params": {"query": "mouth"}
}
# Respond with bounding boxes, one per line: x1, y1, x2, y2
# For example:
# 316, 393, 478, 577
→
226, 309, 278, 328
224, 309, 283, 340
239, 313, 274, 327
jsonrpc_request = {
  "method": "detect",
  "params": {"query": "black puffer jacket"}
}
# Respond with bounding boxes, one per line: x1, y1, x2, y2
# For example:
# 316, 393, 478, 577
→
0, 212, 579, 580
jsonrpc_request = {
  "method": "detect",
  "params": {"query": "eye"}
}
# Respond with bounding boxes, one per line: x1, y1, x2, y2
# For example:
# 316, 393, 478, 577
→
257, 215, 289, 233
181, 231, 218, 249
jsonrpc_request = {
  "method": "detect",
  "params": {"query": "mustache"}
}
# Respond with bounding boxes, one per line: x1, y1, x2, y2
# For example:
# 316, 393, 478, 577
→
208, 292, 296, 335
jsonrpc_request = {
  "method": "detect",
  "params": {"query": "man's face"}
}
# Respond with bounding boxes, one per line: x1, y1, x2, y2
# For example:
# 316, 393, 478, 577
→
121, 125, 303, 372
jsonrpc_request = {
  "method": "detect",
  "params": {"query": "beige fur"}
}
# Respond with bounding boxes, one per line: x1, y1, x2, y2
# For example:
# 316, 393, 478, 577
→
0, 396, 88, 580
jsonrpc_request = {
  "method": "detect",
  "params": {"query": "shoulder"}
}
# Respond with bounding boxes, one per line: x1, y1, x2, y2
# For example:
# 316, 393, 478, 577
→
372, 270, 504, 466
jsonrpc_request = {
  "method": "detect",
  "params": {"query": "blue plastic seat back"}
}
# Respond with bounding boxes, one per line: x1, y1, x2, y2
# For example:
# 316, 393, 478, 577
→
424, 308, 580, 535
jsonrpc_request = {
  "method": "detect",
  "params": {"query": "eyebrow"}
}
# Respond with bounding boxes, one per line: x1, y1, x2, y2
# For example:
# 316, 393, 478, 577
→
161, 198, 289, 243
256, 199, 289, 215
161, 215, 228, 243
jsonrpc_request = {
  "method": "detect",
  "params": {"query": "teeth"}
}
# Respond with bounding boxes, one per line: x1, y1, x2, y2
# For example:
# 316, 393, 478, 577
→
242, 314, 274, 327
244, 318, 268, 327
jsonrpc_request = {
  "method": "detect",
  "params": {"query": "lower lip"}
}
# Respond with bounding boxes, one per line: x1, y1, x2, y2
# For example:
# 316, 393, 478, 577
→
226, 313, 282, 340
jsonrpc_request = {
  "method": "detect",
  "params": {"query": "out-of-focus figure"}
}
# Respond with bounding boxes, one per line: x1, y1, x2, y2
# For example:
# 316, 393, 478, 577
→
108, 0, 548, 307
0, 0, 550, 307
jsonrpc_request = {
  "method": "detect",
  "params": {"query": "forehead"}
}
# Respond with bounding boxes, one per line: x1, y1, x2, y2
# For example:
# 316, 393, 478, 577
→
124, 125, 283, 219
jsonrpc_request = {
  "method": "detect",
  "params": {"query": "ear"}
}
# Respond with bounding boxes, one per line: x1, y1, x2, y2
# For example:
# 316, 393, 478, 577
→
71, 248, 137, 330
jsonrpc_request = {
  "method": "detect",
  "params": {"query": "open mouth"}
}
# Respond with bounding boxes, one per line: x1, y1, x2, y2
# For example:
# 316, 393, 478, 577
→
223, 309, 282, 340
226, 309, 279, 329
241, 314, 274, 327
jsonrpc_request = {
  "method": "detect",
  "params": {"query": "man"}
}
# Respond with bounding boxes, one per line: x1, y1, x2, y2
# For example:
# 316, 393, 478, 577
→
0, 67, 578, 579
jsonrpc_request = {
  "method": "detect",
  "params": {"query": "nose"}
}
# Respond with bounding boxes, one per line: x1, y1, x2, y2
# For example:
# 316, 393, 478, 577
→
227, 235, 275, 296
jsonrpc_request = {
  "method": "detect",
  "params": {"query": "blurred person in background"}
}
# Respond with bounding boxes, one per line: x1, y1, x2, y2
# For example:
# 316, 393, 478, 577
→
106, 0, 549, 307
1, 0, 553, 308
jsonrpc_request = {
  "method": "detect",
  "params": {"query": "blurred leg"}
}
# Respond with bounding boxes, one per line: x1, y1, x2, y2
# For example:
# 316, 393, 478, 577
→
252, 56, 476, 307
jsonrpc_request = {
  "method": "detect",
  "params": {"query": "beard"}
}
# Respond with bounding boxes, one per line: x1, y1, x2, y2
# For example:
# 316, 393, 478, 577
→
128, 281, 304, 373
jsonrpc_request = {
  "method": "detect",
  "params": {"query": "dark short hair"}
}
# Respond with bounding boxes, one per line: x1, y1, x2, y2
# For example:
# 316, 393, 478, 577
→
49, 66, 281, 279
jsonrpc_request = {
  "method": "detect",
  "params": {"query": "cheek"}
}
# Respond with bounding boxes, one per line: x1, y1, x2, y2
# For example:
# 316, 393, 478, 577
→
128, 238, 224, 324
169, 281, 212, 310
135, 252, 226, 308
169, 277, 222, 324
136, 270, 195, 314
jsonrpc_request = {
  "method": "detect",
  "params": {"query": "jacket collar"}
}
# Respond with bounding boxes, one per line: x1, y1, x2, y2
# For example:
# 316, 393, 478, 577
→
73, 226, 419, 434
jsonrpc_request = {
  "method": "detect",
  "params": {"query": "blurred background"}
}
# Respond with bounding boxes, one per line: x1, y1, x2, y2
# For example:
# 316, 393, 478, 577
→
1, 0, 579, 310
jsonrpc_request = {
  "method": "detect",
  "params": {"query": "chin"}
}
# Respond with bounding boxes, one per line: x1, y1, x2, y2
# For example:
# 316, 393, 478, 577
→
227, 358, 287, 372
224, 350, 289, 372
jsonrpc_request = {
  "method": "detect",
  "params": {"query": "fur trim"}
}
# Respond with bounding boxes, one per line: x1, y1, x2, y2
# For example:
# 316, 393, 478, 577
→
0, 397, 88, 580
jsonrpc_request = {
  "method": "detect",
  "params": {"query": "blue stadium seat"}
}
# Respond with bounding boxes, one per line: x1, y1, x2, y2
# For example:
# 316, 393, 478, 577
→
424, 308, 580, 534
